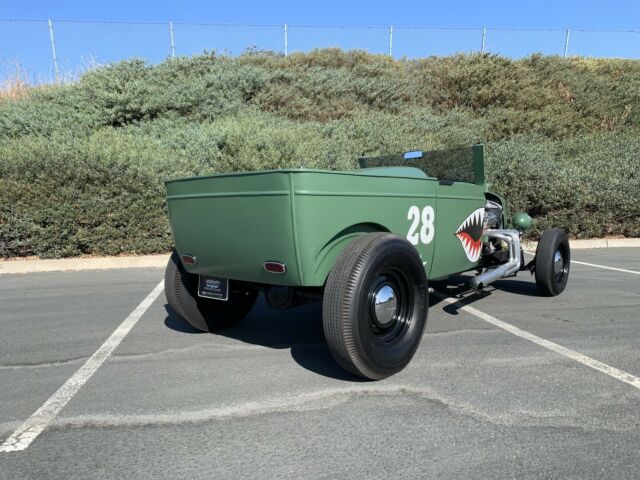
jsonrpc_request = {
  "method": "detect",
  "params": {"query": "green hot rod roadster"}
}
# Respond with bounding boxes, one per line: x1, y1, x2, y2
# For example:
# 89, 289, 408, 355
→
164, 145, 570, 380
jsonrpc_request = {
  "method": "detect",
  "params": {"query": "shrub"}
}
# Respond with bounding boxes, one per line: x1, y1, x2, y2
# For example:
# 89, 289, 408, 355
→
0, 50, 638, 258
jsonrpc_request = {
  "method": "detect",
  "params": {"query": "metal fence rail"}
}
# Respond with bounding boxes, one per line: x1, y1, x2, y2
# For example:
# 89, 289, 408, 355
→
1, 18, 639, 83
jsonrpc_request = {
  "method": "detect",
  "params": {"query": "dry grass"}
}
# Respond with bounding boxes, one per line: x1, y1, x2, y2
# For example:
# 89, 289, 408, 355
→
0, 63, 31, 100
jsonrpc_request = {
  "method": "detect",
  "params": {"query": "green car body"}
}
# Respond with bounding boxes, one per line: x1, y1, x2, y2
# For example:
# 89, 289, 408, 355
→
164, 144, 570, 379
166, 144, 500, 286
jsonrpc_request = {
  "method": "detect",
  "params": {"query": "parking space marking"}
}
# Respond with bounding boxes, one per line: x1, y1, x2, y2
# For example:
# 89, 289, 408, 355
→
523, 250, 640, 275
433, 292, 640, 391
566, 260, 640, 275
0, 280, 164, 453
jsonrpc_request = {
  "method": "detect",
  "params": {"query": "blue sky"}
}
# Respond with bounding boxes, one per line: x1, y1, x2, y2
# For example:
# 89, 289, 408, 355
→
2, 0, 640, 82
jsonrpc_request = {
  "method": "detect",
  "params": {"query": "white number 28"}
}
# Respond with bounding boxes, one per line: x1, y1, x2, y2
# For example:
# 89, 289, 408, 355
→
407, 205, 435, 245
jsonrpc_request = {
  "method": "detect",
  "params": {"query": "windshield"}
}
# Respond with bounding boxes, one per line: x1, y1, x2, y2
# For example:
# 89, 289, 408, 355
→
358, 145, 482, 184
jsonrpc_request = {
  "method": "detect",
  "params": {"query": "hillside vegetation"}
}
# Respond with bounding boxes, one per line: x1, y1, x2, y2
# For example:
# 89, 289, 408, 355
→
1, 50, 639, 258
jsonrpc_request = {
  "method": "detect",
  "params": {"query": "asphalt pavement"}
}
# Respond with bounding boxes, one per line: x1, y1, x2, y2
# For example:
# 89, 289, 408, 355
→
0, 248, 639, 479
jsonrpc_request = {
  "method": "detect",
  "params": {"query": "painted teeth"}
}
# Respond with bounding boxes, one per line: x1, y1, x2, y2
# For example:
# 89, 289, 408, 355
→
455, 208, 485, 262
459, 235, 477, 260
456, 234, 481, 262
456, 208, 484, 234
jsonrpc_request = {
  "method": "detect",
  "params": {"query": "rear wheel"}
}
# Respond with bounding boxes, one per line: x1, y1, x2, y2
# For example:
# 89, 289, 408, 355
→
165, 251, 258, 332
323, 233, 429, 380
534, 228, 570, 296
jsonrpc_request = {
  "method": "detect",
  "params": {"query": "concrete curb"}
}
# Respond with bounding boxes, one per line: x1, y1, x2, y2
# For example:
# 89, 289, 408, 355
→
1, 238, 638, 275
0, 254, 170, 275
522, 238, 640, 251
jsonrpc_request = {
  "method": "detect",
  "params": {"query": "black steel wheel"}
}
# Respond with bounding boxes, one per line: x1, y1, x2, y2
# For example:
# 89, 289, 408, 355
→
165, 250, 258, 332
534, 228, 570, 296
323, 233, 429, 380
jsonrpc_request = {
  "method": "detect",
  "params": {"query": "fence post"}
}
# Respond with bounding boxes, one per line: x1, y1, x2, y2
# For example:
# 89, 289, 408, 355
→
389, 25, 393, 56
481, 27, 486, 53
169, 21, 176, 57
284, 24, 288, 56
564, 28, 570, 58
47, 19, 59, 83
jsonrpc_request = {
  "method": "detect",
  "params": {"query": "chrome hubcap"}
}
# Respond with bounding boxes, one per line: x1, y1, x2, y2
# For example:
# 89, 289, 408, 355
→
553, 248, 568, 283
373, 284, 397, 327
553, 250, 564, 275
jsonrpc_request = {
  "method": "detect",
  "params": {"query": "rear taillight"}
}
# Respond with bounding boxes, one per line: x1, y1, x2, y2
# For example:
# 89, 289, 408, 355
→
263, 261, 286, 274
181, 254, 198, 265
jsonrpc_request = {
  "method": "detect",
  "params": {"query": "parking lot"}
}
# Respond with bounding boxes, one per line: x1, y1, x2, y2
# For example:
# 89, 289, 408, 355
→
1, 248, 639, 479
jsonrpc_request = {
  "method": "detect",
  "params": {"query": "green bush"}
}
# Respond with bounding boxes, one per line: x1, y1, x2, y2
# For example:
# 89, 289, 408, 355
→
0, 50, 638, 258
487, 134, 640, 239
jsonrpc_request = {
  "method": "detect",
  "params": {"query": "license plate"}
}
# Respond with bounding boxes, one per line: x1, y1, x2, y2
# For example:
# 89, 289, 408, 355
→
197, 275, 229, 301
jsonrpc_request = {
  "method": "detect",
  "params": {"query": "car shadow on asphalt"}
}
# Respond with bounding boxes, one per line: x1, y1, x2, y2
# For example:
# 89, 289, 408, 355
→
430, 274, 541, 315
163, 275, 540, 381
163, 299, 367, 382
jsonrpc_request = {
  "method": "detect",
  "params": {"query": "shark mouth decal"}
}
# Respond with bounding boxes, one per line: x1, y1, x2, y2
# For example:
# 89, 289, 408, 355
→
455, 208, 485, 262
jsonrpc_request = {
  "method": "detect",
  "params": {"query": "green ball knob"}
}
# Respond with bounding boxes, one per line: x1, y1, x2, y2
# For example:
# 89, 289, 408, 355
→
512, 212, 532, 231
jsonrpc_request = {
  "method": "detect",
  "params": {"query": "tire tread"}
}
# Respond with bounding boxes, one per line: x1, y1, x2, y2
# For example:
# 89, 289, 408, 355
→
323, 233, 427, 379
535, 228, 570, 296
164, 250, 257, 332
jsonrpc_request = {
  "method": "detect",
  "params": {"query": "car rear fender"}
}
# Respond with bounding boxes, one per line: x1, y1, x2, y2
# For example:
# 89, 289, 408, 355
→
313, 223, 390, 285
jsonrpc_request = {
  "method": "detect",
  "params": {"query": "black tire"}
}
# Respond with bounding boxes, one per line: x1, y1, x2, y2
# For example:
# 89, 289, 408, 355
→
534, 228, 570, 296
322, 233, 429, 380
164, 251, 258, 332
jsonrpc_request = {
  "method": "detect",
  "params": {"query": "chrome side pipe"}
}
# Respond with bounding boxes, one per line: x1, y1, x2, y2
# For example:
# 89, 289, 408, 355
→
469, 229, 521, 290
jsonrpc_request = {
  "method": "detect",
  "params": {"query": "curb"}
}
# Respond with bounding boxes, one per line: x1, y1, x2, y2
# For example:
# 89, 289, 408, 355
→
522, 238, 640, 251
1, 238, 639, 275
0, 254, 170, 276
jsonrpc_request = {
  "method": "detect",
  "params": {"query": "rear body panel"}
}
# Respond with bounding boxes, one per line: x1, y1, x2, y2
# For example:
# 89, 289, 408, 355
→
166, 172, 301, 285
166, 168, 485, 287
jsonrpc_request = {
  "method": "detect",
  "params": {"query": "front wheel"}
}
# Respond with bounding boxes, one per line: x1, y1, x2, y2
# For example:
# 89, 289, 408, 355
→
322, 233, 429, 380
165, 251, 258, 332
534, 228, 570, 296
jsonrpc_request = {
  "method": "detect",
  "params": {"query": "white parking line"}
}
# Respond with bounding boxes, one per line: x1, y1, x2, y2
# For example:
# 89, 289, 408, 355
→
0, 280, 164, 453
433, 292, 640, 391
523, 250, 640, 275
566, 260, 640, 275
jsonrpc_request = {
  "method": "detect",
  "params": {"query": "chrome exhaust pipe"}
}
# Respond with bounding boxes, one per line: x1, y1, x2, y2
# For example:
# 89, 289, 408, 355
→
469, 229, 521, 290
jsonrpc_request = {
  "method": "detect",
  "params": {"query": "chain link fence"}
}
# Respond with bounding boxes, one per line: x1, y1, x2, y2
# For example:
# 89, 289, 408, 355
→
1, 18, 639, 83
